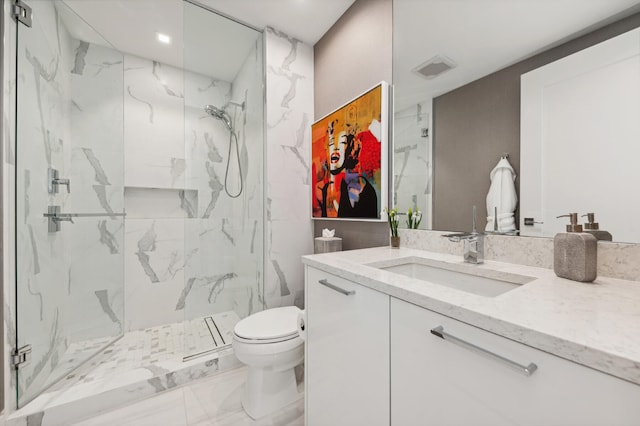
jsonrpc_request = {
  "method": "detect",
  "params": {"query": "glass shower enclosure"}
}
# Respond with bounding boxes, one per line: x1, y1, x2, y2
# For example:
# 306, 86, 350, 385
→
13, 0, 265, 408
15, 1, 125, 406
181, 1, 265, 358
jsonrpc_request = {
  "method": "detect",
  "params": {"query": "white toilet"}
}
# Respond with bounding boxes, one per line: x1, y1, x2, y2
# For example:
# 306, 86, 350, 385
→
232, 306, 304, 419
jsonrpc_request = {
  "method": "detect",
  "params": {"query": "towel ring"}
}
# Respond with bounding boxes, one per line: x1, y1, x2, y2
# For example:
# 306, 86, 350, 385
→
501, 153, 509, 159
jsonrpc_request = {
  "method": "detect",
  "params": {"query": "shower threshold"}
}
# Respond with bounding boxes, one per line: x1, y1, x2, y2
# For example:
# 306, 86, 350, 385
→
9, 312, 242, 426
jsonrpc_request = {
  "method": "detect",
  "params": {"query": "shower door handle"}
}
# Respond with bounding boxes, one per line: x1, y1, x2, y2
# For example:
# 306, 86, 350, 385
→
48, 167, 71, 193
44, 206, 126, 233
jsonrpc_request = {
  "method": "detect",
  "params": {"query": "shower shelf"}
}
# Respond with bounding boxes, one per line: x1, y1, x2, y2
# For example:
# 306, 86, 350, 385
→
124, 186, 199, 219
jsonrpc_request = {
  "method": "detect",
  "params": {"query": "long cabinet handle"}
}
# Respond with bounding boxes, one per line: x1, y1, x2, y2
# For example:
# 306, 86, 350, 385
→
430, 326, 538, 377
318, 279, 355, 296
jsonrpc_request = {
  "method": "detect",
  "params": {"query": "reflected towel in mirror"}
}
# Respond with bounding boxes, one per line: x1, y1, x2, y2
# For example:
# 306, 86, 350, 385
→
485, 157, 518, 231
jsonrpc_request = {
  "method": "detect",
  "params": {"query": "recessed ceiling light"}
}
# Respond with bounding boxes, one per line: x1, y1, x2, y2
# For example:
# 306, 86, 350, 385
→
156, 33, 171, 45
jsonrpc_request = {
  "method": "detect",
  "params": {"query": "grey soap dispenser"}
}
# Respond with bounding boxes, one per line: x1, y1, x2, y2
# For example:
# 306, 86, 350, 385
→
582, 213, 612, 241
554, 213, 597, 282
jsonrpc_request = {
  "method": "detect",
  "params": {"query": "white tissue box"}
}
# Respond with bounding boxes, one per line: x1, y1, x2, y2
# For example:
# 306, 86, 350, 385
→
314, 237, 342, 254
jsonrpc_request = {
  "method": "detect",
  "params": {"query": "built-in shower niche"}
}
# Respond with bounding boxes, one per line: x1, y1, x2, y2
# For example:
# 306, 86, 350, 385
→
124, 187, 199, 219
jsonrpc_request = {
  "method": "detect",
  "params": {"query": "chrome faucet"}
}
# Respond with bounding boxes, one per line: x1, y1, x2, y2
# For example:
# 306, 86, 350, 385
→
443, 206, 484, 264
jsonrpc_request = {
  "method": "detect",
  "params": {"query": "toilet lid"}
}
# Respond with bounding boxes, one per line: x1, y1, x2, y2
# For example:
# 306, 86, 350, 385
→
234, 306, 301, 341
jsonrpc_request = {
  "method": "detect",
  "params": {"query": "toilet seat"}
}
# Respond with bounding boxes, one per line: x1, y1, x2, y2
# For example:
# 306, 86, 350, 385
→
233, 306, 301, 344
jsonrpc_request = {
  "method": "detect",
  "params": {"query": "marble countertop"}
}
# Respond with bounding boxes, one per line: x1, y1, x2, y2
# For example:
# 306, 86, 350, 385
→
302, 247, 640, 386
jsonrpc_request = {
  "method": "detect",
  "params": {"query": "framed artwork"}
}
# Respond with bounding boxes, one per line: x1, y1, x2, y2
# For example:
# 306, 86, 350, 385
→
311, 81, 389, 220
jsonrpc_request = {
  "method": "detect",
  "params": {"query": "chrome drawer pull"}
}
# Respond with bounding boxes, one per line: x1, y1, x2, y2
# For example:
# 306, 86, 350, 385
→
318, 279, 355, 296
430, 326, 538, 377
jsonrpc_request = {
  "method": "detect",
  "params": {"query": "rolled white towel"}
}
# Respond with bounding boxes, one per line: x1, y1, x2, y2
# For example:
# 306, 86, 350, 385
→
486, 213, 516, 232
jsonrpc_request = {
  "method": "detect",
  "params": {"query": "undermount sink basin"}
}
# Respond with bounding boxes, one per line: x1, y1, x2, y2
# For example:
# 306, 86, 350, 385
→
369, 257, 535, 297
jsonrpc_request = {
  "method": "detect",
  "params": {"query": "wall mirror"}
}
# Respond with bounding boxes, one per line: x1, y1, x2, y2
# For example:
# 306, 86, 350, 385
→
392, 0, 640, 243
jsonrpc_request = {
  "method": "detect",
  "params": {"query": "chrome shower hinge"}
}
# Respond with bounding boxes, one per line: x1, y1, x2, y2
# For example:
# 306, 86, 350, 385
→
13, 0, 32, 27
12, 344, 32, 368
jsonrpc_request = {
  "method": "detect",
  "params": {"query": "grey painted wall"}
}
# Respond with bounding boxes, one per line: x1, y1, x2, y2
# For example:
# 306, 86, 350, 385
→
313, 0, 392, 249
433, 12, 640, 232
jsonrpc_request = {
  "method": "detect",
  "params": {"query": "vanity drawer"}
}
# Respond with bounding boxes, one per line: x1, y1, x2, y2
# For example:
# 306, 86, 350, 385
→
390, 297, 640, 426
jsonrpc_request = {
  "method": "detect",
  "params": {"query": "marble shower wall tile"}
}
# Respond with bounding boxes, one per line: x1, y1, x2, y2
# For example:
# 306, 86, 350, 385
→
264, 28, 314, 309
124, 55, 187, 189
227, 37, 266, 317
124, 219, 187, 331
64, 38, 125, 351
181, 36, 265, 324
180, 218, 238, 318
67, 39, 124, 216
64, 218, 125, 341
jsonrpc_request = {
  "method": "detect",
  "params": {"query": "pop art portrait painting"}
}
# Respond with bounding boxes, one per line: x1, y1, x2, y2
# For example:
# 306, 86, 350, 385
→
311, 82, 388, 220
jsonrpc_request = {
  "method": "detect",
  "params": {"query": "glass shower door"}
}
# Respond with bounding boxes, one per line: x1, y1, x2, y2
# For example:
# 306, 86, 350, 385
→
15, 1, 124, 406
182, 1, 265, 358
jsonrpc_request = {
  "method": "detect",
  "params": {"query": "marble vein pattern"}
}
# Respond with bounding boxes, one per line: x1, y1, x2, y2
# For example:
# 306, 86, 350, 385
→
22, 309, 62, 398
27, 225, 41, 275
178, 190, 197, 218
272, 260, 291, 297
92, 185, 116, 215
7, 318, 243, 426
26, 279, 43, 321
222, 218, 235, 245
206, 273, 238, 303
175, 278, 196, 311
204, 132, 223, 162
71, 41, 89, 75
152, 61, 183, 98
126, 86, 154, 124
97, 221, 120, 254
13, 1, 96, 407
81, 149, 110, 185
94, 290, 122, 331
264, 27, 314, 309
124, 54, 189, 189
271, 67, 305, 109
125, 219, 186, 330
269, 28, 301, 72
202, 160, 224, 218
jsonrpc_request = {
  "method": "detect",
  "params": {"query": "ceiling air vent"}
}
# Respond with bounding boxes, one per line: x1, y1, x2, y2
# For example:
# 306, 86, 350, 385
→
412, 55, 456, 80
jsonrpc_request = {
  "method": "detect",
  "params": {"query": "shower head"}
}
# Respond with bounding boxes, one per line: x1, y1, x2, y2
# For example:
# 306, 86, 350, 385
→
204, 104, 232, 131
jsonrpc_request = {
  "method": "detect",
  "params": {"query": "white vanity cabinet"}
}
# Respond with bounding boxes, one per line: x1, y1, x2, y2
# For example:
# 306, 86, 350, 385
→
305, 267, 390, 426
390, 297, 640, 426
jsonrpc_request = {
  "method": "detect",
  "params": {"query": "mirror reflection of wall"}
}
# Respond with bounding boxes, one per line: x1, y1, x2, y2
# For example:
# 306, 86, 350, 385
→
393, 0, 640, 241
393, 101, 432, 229
520, 27, 640, 243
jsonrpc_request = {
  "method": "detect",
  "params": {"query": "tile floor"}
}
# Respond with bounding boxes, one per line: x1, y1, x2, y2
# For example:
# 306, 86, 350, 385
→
9, 313, 243, 425
53, 312, 240, 390
68, 367, 304, 426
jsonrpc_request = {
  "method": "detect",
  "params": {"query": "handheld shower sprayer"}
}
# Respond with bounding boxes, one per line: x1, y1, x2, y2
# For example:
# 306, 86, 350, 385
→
204, 104, 233, 131
203, 104, 243, 198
